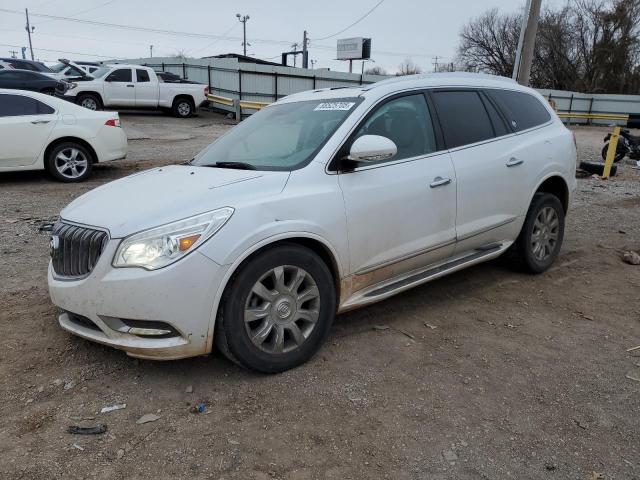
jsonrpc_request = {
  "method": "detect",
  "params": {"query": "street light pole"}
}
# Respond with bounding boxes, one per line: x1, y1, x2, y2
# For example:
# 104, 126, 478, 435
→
150, 45, 153, 58
25, 8, 34, 61
236, 14, 250, 56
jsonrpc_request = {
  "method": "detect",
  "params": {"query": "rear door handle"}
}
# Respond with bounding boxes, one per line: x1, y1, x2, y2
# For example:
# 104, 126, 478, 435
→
430, 176, 452, 188
31, 120, 50, 124
506, 157, 524, 167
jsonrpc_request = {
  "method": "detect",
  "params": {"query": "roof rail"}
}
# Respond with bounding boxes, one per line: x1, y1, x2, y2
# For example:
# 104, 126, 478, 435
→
363, 71, 516, 90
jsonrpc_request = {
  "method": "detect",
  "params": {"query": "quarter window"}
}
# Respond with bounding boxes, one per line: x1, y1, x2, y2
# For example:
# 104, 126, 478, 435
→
431, 90, 495, 149
105, 68, 132, 82
352, 93, 437, 161
0, 94, 55, 116
136, 69, 150, 82
487, 89, 551, 131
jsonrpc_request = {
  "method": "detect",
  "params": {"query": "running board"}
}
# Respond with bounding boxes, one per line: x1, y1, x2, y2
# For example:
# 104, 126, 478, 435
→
340, 242, 510, 311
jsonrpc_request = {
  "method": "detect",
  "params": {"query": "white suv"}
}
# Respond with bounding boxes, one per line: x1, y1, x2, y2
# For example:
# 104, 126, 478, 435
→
48, 73, 577, 372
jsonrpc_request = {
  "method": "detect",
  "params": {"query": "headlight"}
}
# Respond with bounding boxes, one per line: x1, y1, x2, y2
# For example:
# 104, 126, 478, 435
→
113, 208, 234, 270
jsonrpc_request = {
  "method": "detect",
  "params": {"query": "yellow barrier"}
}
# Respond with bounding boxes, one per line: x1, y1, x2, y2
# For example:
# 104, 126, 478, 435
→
602, 126, 621, 179
206, 94, 234, 107
239, 100, 270, 110
557, 112, 629, 122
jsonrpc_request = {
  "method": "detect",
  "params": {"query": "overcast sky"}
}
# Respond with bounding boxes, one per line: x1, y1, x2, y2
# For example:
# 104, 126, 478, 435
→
1, 0, 565, 72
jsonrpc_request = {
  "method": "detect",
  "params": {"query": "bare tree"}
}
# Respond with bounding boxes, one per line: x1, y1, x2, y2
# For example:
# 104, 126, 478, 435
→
364, 65, 388, 76
396, 58, 423, 75
456, 0, 640, 93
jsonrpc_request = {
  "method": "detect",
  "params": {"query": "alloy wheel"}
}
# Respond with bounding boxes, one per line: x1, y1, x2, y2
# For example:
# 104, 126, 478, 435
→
177, 102, 191, 117
244, 265, 320, 354
55, 148, 88, 179
81, 98, 97, 110
531, 206, 559, 261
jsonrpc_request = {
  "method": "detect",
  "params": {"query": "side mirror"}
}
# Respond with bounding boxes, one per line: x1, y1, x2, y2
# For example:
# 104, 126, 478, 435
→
348, 135, 397, 163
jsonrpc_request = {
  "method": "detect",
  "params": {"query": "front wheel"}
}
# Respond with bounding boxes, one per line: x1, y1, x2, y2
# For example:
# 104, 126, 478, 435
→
508, 193, 565, 274
215, 244, 336, 373
76, 93, 102, 111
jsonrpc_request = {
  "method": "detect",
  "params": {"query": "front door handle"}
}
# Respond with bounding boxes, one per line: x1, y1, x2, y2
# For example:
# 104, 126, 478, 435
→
430, 176, 452, 188
506, 157, 524, 167
31, 120, 50, 124
126, 84, 135, 88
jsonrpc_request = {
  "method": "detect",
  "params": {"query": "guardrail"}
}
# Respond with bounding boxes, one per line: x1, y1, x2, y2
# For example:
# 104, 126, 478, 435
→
557, 112, 629, 122
207, 93, 270, 119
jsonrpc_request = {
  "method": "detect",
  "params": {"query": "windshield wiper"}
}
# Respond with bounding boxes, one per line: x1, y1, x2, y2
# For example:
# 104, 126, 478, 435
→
208, 161, 257, 170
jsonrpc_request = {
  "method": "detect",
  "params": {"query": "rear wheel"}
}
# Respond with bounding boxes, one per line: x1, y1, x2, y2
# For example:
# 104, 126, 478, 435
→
215, 244, 336, 373
508, 193, 565, 273
172, 97, 193, 118
77, 93, 102, 111
45, 142, 93, 182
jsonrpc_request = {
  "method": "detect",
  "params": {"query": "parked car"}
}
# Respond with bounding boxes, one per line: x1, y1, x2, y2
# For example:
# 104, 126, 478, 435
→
156, 71, 201, 84
49, 59, 101, 79
0, 60, 15, 70
56, 60, 209, 117
0, 69, 62, 95
0, 89, 127, 182
0, 57, 52, 73
48, 73, 577, 372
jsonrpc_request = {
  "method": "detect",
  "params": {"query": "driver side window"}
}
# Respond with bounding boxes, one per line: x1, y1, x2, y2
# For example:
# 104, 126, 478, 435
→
353, 94, 437, 161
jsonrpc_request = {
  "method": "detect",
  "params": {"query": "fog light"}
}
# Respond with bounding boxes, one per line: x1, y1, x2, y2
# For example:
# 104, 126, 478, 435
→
128, 327, 173, 336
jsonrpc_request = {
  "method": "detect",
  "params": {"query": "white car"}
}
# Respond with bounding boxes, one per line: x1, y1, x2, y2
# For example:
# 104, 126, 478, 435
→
56, 61, 209, 118
0, 89, 127, 182
48, 73, 577, 372
48, 60, 101, 80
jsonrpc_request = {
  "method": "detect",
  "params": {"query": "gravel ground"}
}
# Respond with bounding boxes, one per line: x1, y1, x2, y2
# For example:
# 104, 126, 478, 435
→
0, 112, 639, 480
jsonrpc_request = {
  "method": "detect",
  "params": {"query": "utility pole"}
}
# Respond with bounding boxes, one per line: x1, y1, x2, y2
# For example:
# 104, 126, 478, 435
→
432, 55, 440, 73
9, 50, 18, 59
513, 0, 541, 85
236, 13, 250, 56
25, 8, 34, 61
291, 43, 298, 67
310, 59, 316, 69
149, 45, 153, 58
302, 30, 309, 68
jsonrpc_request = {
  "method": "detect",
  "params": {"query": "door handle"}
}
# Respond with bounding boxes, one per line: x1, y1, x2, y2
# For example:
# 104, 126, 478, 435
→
430, 176, 452, 188
31, 120, 50, 124
126, 84, 135, 87
506, 157, 524, 167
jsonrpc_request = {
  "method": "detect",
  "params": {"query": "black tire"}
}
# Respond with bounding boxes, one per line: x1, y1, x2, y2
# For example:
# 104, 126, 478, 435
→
579, 161, 617, 176
76, 93, 102, 111
215, 244, 336, 373
508, 193, 565, 274
45, 142, 94, 182
601, 143, 626, 163
172, 97, 194, 118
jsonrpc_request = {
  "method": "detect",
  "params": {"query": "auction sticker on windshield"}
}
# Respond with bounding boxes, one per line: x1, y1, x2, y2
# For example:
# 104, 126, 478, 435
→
314, 102, 356, 111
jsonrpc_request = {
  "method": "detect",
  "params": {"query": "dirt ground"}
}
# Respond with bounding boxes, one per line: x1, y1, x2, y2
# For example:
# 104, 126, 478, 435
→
1, 111, 639, 480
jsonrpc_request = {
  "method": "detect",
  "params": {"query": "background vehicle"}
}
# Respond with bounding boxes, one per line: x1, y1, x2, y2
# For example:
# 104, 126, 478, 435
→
156, 71, 201, 84
48, 73, 576, 372
0, 57, 52, 73
57, 62, 209, 118
0, 60, 14, 70
0, 89, 127, 182
0, 69, 62, 95
601, 128, 640, 162
49, 59, 102, 79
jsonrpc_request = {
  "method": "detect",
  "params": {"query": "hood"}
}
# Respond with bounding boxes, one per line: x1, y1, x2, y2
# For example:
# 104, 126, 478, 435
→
61, 165, 290, 238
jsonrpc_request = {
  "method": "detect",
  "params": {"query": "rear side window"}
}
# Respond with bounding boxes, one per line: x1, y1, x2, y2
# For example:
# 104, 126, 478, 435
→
431, 90, 495, 149
136, 69, 150, 82
352, 93, 438, 161
487, 89, 551, 131
106, 68, 132, 82
0, 94, 55, 116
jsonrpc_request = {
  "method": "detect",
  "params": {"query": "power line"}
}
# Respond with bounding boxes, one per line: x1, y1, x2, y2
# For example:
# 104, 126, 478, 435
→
0, 42, 117, 59
64, 0, 119, 19
0, 8, 295, 47
312, 0, 385, 41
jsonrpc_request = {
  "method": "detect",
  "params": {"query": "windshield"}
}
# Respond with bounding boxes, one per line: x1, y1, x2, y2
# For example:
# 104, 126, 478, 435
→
50, 62, 67, 73
90, 67, 109, 78
192, 98, 361, 171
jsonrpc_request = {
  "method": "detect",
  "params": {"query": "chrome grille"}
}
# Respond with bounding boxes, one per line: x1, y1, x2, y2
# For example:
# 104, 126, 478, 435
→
50, 222, 108, 278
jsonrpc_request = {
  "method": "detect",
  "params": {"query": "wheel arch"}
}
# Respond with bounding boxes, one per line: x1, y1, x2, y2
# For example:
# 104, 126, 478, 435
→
532, 174, 569, 214
172, 94, 195, 108
45, 136, 98, 164
204, 233, 343, 353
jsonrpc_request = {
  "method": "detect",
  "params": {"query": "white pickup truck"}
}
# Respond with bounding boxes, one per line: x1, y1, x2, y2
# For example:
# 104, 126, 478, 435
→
56, 61, 208, 118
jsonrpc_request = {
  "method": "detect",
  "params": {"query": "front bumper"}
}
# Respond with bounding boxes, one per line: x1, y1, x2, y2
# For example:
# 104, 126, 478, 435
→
48, 238, 229, 360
